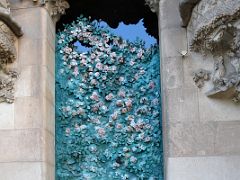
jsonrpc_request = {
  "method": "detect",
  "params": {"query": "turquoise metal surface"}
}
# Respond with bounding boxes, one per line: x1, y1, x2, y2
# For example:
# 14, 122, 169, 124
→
56, 16, 163, 180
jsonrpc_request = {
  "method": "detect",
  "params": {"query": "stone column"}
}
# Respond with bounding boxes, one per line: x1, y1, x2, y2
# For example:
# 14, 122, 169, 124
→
158, 0, 240, 180
0, 0, 68, 179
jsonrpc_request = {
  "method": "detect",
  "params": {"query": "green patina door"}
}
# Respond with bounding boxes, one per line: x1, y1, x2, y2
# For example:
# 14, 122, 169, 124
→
56, 16, 163, 180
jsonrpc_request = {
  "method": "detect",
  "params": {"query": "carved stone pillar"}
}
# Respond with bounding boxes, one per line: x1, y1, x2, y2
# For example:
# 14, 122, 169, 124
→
0, 0, 68, 179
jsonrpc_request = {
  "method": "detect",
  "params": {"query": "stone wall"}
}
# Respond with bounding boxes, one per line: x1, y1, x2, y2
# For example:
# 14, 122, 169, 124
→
159, 0, 240, 179
0, 1, 56, 179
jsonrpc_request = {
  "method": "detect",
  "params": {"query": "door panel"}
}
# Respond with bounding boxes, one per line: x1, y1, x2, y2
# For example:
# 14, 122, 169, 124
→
56, 16, 163, 180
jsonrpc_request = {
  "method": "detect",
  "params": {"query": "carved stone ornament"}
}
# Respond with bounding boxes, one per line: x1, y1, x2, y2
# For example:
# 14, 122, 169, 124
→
183, 0, 240, 102
0, 0, 22, 103
193, 69, 211, 88
145, 0, 160, 13
33, 0, 70, 19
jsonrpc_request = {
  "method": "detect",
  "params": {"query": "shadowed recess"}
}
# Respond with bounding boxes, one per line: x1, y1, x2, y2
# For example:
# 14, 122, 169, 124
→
56, 0, 159, 40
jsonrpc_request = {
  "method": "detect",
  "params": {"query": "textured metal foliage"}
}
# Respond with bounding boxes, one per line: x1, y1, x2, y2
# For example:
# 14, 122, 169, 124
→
56, 16, 163, 180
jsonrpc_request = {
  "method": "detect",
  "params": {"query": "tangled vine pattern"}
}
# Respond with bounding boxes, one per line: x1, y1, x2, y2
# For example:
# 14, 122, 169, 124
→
56, 16, 163, 180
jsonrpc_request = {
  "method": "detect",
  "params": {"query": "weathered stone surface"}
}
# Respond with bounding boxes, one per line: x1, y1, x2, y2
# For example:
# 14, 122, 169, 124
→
0, 103, 14, 129
14, 97, 42, 129
41, 66, 54, 104
182, 53, 214, 89
162, 57, 184, 89
215, 121, 240, 155
168, 122, 216, 157
161, 27, 187, 58
179, 0, 201, 27
15, 65, 39, 97
14, 65, 53, 100
43, 98, 55, 134
11, 8, 46, 39
167, 156, 240, 180
42, 162, 55, 180
43, 130, 55, 165
198, 91, 240, 122
18, 39, 45, 66
0, 4, 56, 180
161, 0, 240, 179
166, 87, 199, 123
15, 88, 53, 133
0, 129, 41, 162
160, 0, 183, 29
0, 162, 42, 180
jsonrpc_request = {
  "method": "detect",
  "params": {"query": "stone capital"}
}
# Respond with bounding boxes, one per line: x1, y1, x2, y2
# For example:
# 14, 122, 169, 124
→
145, 0, 159, 13
32, 0, 69, 22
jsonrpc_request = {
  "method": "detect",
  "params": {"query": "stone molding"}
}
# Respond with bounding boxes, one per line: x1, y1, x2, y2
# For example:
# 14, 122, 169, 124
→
0, 0, 22, 103
183, 0, 240, 102
32, 0, 69, 20
145, 0, 159, 13
0, 0, 23, 37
